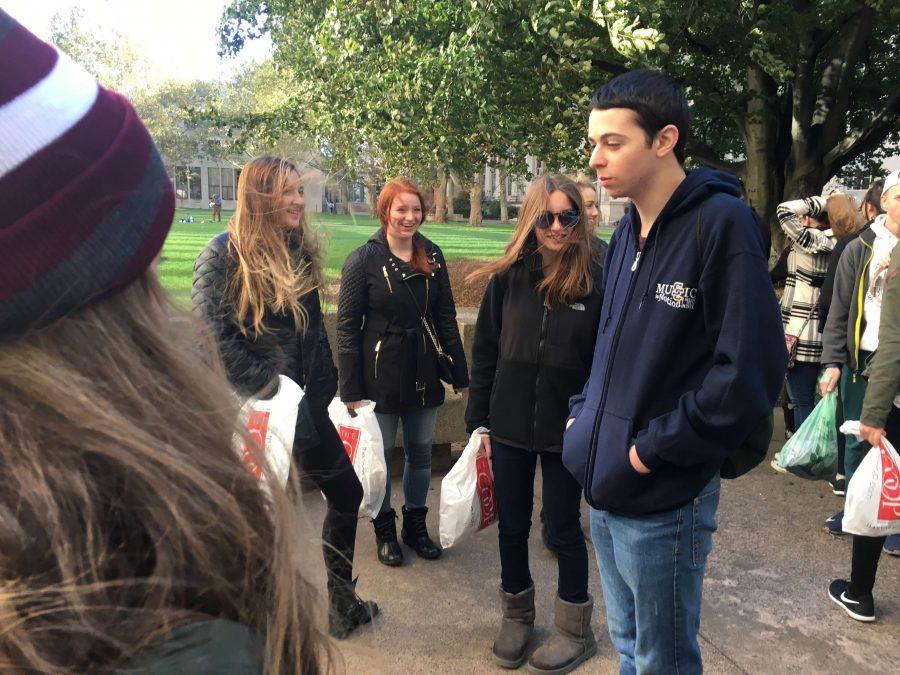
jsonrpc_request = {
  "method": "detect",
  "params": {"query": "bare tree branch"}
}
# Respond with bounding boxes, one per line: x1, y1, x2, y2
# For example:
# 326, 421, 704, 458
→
823, 88, 900, 175
813, 6, 877, 147
686, 137, 746, 176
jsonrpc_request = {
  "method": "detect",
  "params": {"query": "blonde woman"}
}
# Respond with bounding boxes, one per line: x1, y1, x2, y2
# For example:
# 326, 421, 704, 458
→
192, 157, 378, 639
465, 174, 606, 674
0, 12, 330, 673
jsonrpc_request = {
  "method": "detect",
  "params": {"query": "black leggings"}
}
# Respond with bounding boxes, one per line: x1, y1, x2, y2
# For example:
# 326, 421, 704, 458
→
849, 407, 899, 596
491, 439, 589, 603
295, 418, 364, 587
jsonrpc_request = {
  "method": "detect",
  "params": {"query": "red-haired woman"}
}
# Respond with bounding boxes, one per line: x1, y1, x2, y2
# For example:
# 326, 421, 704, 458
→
337, 178, 469, 567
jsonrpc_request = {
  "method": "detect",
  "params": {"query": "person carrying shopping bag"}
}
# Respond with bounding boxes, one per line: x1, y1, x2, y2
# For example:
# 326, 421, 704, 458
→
337, 178, 469, 566
826, 175, 900, 624
777, 194, 858, 430
192, 157, 378, 639
820, 169, 900, 537
465, 174, 607, 674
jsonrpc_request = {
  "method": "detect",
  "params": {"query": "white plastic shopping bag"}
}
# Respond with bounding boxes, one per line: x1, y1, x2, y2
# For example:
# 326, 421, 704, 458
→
327, 398, 387, 518
234, 375, 304, 492
840, 422, 900, 537
439, 427, 498, 549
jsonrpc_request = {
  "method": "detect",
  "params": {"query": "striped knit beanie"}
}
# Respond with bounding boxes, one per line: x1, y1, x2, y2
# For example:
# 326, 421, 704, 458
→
0, 9, 174, 335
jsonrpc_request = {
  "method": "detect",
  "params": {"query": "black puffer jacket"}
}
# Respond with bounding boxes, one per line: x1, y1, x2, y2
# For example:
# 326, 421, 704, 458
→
336, 229, 469, 413
191, 232, 338, 425
465, 238, 607, 452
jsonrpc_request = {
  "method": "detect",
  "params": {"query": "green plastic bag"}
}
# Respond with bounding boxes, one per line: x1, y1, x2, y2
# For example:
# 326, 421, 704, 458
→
778, 390, 838, 479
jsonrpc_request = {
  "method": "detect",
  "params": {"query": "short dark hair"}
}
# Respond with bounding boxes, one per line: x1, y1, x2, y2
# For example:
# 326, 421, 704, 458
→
590, 70, 691, 163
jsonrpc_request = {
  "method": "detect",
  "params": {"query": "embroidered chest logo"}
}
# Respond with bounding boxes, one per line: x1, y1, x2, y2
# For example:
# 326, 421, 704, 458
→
655, 281, 698, 310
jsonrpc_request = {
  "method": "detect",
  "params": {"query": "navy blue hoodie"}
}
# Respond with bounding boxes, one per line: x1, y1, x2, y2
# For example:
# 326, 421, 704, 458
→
562, 168, 787, 515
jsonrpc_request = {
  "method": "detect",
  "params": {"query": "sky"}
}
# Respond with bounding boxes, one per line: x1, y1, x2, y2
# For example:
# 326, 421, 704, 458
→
3, 0, 273, 83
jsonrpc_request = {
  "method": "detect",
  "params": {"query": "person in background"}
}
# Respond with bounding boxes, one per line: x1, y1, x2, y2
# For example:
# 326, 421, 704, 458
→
211, 191, 223, 222
577, 178, 601, 229
821, 169, 900, 539
0, 11, 331, 672
337, 178, 469, 567
192, 157, 378, 640
466, 174, 606, 674
817, 181, 881, 495
829, 238, 900, 621
774, 194, 858, 441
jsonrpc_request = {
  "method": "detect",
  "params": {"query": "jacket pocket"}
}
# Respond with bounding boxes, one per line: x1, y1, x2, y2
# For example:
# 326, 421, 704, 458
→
562, 402, 598, 488
587, 411, 645, 508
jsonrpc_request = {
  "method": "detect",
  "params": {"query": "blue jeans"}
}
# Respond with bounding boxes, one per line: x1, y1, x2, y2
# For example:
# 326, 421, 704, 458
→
785, 361, 820, 429
590, 476, 721, 675
375, 407, 439, 514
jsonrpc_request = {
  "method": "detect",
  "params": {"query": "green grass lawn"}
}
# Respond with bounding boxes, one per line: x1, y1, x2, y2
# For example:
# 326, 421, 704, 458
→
158, 208, 611, 300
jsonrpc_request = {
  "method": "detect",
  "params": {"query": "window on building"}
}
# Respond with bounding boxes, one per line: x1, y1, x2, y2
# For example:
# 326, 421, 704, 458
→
348, 182, 366, 203
221, 167, 235, 201
207, 167, 221, 201
188, 167, 201, 200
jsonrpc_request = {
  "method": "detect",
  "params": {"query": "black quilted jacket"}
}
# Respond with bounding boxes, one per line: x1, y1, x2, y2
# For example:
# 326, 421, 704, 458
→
191, 232, 338, 426
336, 230, 469, 413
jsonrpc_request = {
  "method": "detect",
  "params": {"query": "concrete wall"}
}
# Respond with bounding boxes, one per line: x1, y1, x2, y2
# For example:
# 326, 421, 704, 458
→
323, 308, 478, 449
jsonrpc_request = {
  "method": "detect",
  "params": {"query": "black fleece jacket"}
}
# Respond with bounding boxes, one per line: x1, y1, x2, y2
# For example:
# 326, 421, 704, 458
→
465, 239, 607, 452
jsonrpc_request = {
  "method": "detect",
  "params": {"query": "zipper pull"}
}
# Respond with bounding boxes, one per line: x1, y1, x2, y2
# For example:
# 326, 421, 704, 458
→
631, 251, 642, 272
382, 266, 393, 293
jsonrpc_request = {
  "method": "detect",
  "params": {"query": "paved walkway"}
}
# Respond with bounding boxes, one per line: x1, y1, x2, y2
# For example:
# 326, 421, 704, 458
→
300, 416, 900, 674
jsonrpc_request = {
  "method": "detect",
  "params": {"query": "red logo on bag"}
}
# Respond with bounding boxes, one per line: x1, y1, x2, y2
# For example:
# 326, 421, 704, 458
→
475, 454, 497, 530
339, 425, 361, 463
877, 444, 900, 521
241, 410, 270, 482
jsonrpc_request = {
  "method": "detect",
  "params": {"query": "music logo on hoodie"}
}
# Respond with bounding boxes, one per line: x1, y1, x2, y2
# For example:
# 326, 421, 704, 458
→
655, 281, 698, 310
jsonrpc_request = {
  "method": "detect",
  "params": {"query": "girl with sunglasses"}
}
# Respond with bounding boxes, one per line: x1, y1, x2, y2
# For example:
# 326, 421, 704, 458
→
465, 174, 607, 674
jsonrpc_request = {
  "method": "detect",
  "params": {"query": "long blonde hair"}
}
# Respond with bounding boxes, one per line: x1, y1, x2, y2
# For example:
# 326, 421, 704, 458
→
0, 274, 333, 673
469, 174, 598, 306
228, 157, 324, 335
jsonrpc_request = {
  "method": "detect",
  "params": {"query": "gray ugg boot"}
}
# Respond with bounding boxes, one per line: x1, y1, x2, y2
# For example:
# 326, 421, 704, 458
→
527, 595, 597, 674
493, 585, 536, 669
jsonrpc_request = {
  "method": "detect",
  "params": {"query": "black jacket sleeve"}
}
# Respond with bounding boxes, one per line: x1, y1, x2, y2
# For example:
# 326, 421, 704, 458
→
191, 239, 277, 397
432, 246, 470, 388
299, 288, 338, 416
817, 236, 850, 332
336, 247, 367, 402
770, 244, 791, 285
464, 273, 506, 433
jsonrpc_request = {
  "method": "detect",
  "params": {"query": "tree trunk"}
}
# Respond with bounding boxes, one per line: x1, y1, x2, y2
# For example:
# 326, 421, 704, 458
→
433, 167, 448, 223
340, 179, 350, 215
469, 173, 483, 227
498, 166, 508, 223
364, 174, 377, 218
741, 65, 781, 261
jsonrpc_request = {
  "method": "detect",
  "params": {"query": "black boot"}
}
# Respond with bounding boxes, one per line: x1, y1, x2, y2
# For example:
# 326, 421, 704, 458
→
401, 505, 442, 559
373, 509, 403, 566
328, 577, 380, 640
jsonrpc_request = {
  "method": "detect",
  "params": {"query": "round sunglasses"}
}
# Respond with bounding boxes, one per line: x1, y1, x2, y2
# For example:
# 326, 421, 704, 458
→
535, 208, 580, 229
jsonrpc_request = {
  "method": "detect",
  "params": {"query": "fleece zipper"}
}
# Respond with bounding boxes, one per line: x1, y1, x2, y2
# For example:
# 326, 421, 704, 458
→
582, 234, 650, 510
852, 238, 874, 382
530, 306, 550, 448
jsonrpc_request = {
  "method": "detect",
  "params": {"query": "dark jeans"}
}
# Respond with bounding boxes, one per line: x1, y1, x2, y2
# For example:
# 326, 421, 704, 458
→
491, 439, 588, 603
785, 361, 820, 429
295, 418, 364, 586
849, 406, 899, 596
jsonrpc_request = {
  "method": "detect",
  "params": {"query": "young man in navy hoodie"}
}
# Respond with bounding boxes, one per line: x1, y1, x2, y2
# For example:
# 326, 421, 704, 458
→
563, 71, 787, 672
